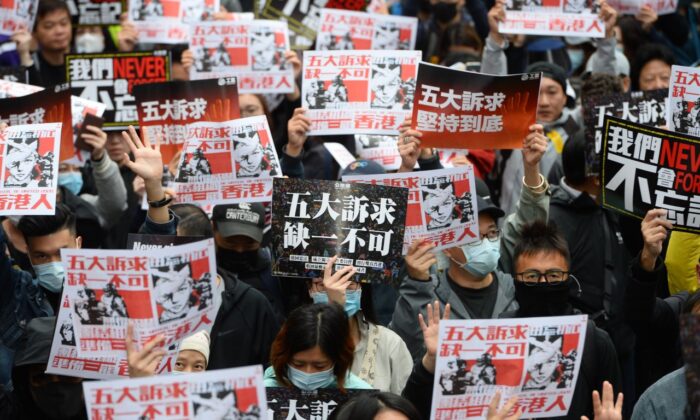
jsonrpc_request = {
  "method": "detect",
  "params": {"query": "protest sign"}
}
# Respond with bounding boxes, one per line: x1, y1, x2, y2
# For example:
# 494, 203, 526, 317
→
584, 88, 667, 176
0, 66, 27, 83
355, 134, 402, 170
606, 0, 676, 15
316, 8, 417, 50
499, 0, 605, 37
344, 167, 479, 253
0, 84, 74, 162
411, 62, 540, 149
172, 115, 281, 206
323, 142, 357, 168
301, 50, 420, 136
271, 177, 408, 283
61, 239, 222, 358
127, 0, 219, 43
431, 315, 588, 419
83, 365, 266, 419
267, 388, 377, 419
188, 20, 295, 94
67, 50, 171, 130
602, 115, 700, 234
67, 0, 124, 25
0, 123, 61, 215
134, 77, 240, 164
0, 78, 42, 99
258, 0, 326, 50
681, 314, 700, 419
0, 0, 38, 36
127, 233, 206, 250
668, 65, 700, 137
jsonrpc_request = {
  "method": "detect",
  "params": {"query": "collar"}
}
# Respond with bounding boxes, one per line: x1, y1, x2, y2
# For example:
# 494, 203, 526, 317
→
559, 178, 582, 199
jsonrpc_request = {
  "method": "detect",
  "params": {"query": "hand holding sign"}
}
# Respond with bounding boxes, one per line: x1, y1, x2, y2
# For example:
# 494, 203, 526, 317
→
487, 0, 507, 45
322, 256, 357, 306
640, 209, 673, 271
126, 321, 166, 378
487, 393, 522, 420
406, 240, 437, 281
581, 381, 623, 420
598, 0, 618, 38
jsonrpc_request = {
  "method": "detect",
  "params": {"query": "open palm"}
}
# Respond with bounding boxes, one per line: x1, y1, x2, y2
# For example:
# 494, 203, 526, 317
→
122, 125, 163, 183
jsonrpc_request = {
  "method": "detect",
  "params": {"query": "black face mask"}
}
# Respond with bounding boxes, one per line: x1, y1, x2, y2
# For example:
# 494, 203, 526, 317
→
433, 2, 458, 23
216, 248, 260, 273
30, 382, 85, 420
514, 279, 572, 317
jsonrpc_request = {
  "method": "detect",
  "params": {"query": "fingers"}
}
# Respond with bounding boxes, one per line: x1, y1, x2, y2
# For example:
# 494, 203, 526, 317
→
488, 392, 502, 415
125, 321, 136, 354
602, 381, 613, 407
409, 240, 435, 260
615, 392, 624, 412
122, 130, 138, 154
591, 390, 602, 414
323, 255, 336, 280
443, 303, 451, 320
643, 208, 668, 221
501, 395, 519, 416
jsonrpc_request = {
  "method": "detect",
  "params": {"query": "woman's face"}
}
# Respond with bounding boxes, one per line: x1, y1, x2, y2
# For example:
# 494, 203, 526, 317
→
308, 277, 360, 295
239, 94, 265, 118
289, 345, 333, 374
375, 409, 410, 420
174, 350, 207, 373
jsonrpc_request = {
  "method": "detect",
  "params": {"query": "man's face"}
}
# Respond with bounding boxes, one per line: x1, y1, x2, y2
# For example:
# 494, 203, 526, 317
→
426, 192, 455, 224
528, 348, 560, 384
373, 70, 401, 105
639, 59, 671, 91
26, 228, 80, 265
34, 9, 72, 52
444, 213, 498, 264
515, 251, 569, 284
537, 77, 567, 123
235, 135, 264, 174
156, 275, 193, 314
8, 149, 36, 181
214, 231, 260, 253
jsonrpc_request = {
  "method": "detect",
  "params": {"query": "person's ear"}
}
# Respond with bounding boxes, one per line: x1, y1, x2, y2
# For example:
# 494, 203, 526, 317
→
621, 76, 631, 92
75, 236, 82, 249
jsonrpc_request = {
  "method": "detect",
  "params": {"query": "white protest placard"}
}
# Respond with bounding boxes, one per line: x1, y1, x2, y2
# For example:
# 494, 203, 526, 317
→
316, 8, 418, 50
0, 0, 38, 36
128, 0, 220, 43
668, 65, 700, 137
323, 142, 357, 169
499, 0, 605, 38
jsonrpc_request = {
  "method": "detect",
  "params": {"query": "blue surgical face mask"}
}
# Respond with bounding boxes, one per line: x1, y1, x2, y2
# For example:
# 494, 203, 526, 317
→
287, 365, 335, 391
311, 291, 329, 304
58, 172, 83, 196
567, 49, 585, 72
458, 239, 501, 278
344, 289, 362, 317
34, 261, 65, 293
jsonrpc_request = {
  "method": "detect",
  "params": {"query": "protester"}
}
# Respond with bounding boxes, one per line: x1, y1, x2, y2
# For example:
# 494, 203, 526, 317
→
629, 43, 675, 91
126, 325, 211, 377
328, 392, 422, 420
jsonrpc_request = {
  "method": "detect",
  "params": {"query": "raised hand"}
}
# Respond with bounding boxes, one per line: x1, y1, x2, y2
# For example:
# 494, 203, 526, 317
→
581, 381, 623, 420
419, 300, 451, 373
322, 255, 356, 306
640, 208, 672, 271
487, 393, 522, 420
287, 108, 311, 157
126, 322, 166, 378
121, 126, 163, 185
406, 240, 437, 281
81, 125, 108, 161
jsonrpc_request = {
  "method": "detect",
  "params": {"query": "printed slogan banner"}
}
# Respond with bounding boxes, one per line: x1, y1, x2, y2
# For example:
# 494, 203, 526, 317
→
0, 67, 27, 84
271, 177, 408, 284
0, 84, 74, 162
412, 62, 540, 150
83, 365, 266, 419
316, 9, 417, 51
0, 123, 61, 215
258, 0, 326, 50
355, 134, 402, 170
188, 20, 295, 94
172, 115, 281, 206
668, 65, 700, 137
343, 167, 479, 253
128, 0, 220, 43
0, 78, 42, 99
67, 0, 124, 25
0, 0, 38, 36
499, 0, 605, 37
267, 388, 377, 419
127, 233, 205, 250
602, 116, 700, 234
134, 77, 240, 164
302, 50, 421, 136
606, 0, 676, 15
584, 88, 667, 176
61, 239, 222, 358
431, 315, 588, 419
67, 50, 171, 129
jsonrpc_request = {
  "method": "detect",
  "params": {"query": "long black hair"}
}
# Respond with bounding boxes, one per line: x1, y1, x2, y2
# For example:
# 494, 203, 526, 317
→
329, 392, 422, 420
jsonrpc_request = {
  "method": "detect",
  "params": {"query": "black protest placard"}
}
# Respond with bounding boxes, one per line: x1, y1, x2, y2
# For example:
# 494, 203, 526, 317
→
66, 51, 171, 129
271, 177, 408, 283
584, 88, 667, 176
126, 233, 205, 250
0, 67, 27, 83
267, 387, 377, 419
602, 115, 700, 234
67, 0, 124, 25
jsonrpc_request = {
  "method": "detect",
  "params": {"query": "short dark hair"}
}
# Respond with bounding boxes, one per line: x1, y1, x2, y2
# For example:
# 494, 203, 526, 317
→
512, 221, 570, 272
561, 129, 587, 186
329, 392, 421, 420
17, 203, 76, 238
630, 43, 675, 91
270, 303, 354, 390
580, 73, 625, 104
35, 0, 70, 26
171, 204, 213, 238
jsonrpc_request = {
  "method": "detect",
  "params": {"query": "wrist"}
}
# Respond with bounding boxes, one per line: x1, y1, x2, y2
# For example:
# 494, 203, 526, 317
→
91, 148, 105, 161
144, 179, 164, 200
640, 247, 658, 272
422, 353, 436, 374
286, 143, 302, 157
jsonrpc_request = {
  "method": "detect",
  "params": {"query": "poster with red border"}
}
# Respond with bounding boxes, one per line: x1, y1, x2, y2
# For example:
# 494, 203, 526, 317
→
499, 0, 605, 37
668, 65, 700, 137
0, 0, 38, 36
316, 8, 417, 51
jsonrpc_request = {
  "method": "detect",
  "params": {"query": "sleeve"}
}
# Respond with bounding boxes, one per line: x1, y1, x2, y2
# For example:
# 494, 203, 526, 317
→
625, 253, 668, 330
417, 154, 443, 171
388, 332, 415, 394
590, 37, 617, 76
401, 359, 435, 420
79, 155, 128, 230
480, 35, 509, 76
465, 0, 490, 41
138, 208, 179, 235
389, 274, 439, 361
499, 180, 550, 275
252, 295, 280, 368
596, 328, 622, 396
0, 225, 14, 291
279, 145, 305, 179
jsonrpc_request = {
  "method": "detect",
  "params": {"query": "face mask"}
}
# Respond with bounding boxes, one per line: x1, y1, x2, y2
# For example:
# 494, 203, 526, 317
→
287, 365, 335, 391
58, 172, 83, 196
567, 49, 585, 71
216, 248, 259, 273
30, 382, 84, 419
514, 278, 572, 317
75, 32, 105, 53
344, 289, 362, 317
615, 44, 624, 54
457, 239, 500, 278
433, 2, 458, 23
34, 261, 65, 293
311, 291, 329, 304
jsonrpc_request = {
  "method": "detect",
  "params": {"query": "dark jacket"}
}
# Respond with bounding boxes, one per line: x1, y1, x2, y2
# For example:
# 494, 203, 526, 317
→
208, 268, 280, 370
548, 185, 633, 357
401, 359, 434, 420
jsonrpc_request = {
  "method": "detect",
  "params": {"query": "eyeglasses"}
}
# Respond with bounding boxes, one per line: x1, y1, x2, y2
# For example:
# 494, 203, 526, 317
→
516, 269, 569, 284
467, 228, 501, 246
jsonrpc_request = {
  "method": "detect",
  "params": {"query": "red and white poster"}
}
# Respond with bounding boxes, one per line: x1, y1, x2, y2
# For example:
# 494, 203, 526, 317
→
0, 123, 61, 215
0, 0, 37, 36
188, 20, 295, 94
83, 365, 266, 419
606, 0, 676, 15
499, 0, 605, 37
344, 166, 479, 253
668, 65, 700, 137
61, 239, 222, 359
432, 315, 588, 419
411, 62, 540, 150
0, 79, 41, 99
173, 115, 281, 206
302, 50, 420, 135
355, 134, 402, 170
128, 0, 219, 43
316, 8, 417, 50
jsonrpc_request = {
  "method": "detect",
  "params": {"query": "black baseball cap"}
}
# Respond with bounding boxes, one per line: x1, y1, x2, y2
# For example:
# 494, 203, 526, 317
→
212, 203, 265, 242
475, 177, 505, 220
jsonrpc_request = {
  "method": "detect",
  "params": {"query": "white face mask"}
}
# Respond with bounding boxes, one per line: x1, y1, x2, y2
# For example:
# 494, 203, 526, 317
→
75, 32, 105, 53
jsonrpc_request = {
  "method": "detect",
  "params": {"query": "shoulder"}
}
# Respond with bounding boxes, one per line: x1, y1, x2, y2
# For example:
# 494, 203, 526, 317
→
376, 324, 411, 352
633, 367, 686, 420
263, 366, 283, 387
